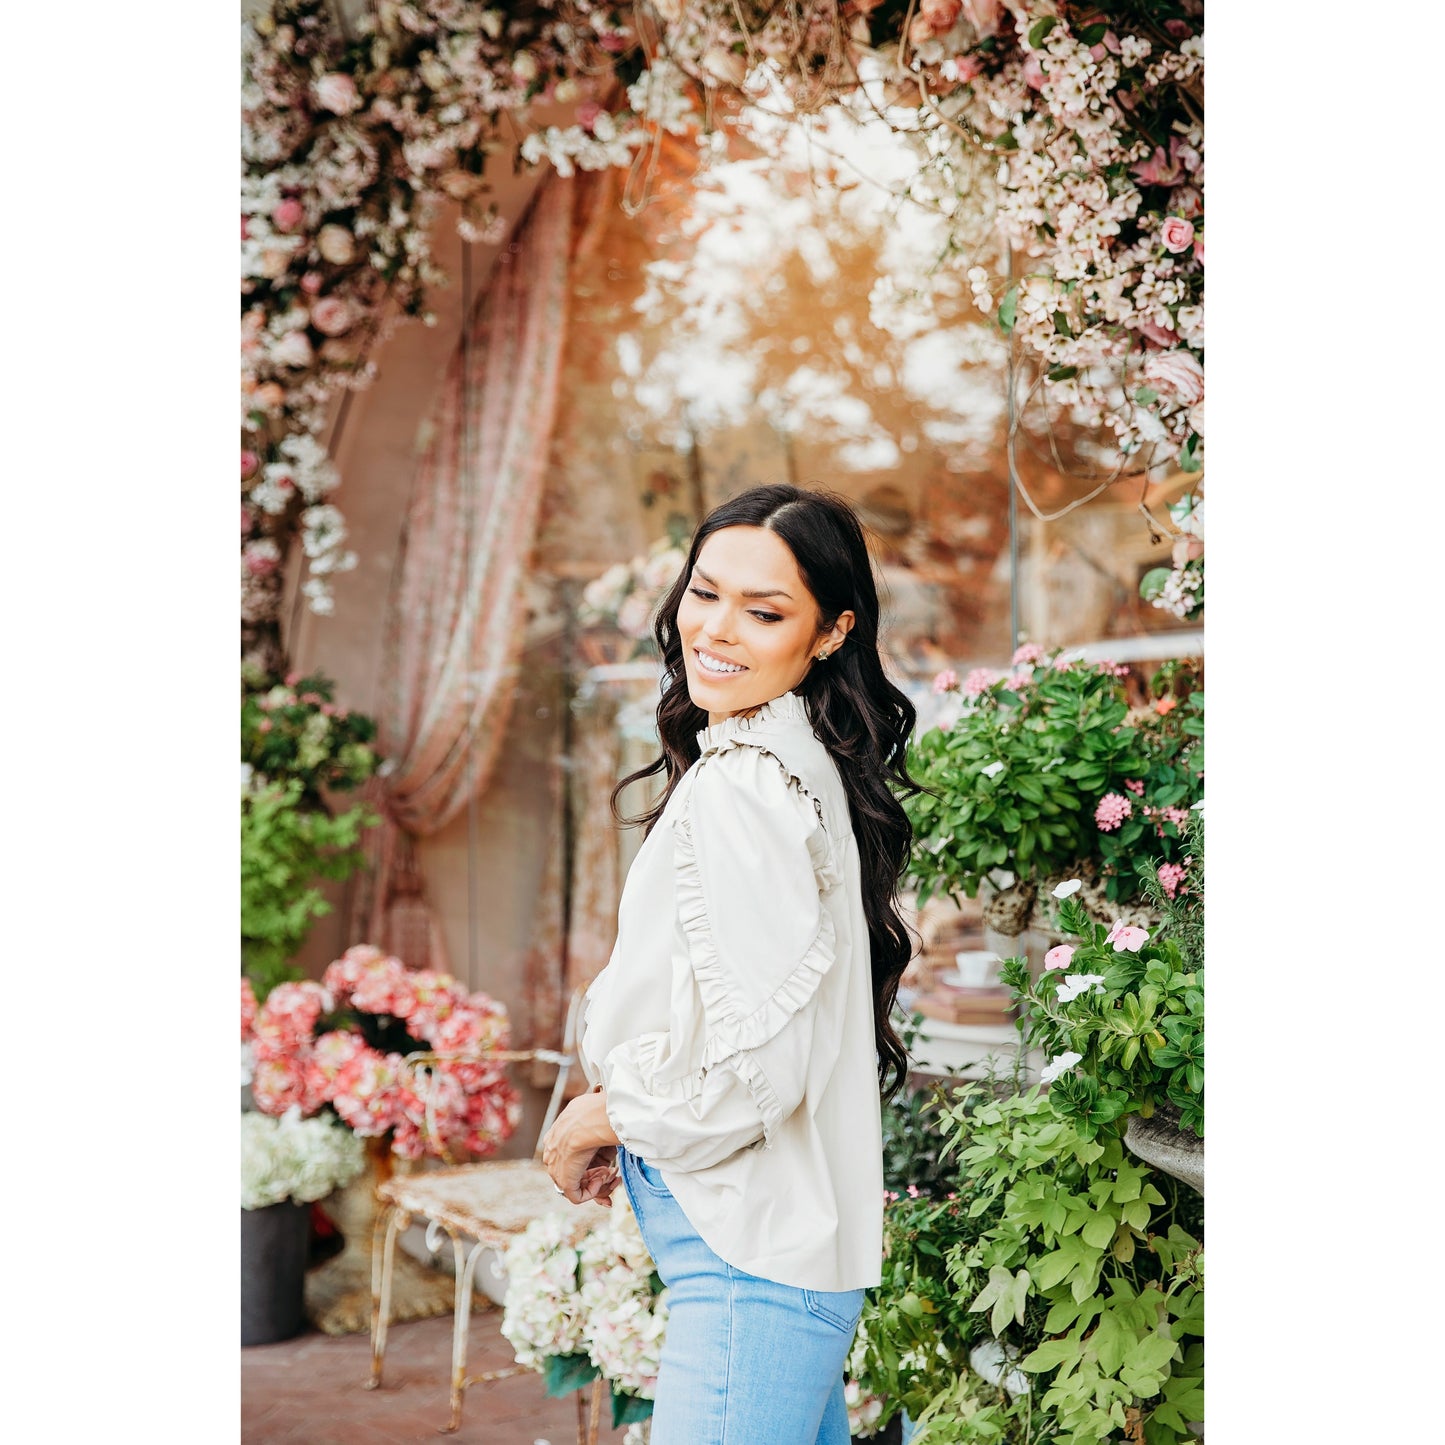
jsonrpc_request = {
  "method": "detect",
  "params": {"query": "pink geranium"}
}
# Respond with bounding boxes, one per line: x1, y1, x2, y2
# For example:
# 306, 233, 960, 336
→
1157, 863, 1186, 899
1105, 920, 1151, 953
1095, 793, 1132, 832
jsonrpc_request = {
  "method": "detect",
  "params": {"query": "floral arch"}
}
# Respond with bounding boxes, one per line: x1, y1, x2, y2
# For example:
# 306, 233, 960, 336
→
241, 0, 1203, 674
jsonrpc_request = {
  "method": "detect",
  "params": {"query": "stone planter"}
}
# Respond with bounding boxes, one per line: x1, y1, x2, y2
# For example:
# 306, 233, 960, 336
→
1124, 1107, 1203, 1194
242, 1201, 310, 1346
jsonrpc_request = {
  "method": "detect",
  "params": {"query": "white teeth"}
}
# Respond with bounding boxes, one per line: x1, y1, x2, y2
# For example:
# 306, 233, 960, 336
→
697, 650, 745, 675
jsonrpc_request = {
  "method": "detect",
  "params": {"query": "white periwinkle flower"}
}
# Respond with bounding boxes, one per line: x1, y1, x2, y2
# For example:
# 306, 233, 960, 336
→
1052, 878, 1083, 899
1055, 974, 1106, 1004
1040, 1050, 1084, 1085
981, 760, 1005, 778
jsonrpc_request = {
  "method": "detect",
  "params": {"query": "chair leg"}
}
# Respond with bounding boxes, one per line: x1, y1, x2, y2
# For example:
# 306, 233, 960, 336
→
367, 1204, 407, 1390
443, 1232, 490, 1433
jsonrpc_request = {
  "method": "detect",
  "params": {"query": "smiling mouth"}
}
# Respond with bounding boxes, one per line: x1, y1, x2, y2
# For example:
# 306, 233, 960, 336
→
694, 648, 748, 677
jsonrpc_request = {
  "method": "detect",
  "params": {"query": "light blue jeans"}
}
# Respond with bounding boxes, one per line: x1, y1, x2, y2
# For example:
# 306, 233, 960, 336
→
619, 1146, 865, 1444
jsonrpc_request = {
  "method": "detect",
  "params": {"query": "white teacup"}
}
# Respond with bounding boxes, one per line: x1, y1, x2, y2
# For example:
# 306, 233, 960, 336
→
952, 950, 999, 988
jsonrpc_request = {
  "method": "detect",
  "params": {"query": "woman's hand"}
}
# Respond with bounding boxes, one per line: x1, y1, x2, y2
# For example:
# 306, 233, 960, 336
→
542, 1088, 622, 1205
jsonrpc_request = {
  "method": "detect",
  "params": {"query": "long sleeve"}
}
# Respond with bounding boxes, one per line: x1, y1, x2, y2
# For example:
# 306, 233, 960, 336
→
601, 742, 841, 1172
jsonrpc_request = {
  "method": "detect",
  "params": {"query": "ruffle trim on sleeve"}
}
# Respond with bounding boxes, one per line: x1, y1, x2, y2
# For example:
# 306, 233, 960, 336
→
672, 740, 840, 1061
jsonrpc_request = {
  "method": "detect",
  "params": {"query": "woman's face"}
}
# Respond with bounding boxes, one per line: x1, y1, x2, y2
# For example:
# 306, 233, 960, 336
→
677, 525, 854, 725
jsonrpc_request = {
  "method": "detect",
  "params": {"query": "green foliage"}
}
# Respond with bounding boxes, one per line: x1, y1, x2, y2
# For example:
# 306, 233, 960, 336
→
882, 1014, 981, 1196
1007, 825, 1204, 1139
904, 657, 1202, 908
241, 778, 375, 998
852, 1090, 1203, 1445
242, 671, 379, 804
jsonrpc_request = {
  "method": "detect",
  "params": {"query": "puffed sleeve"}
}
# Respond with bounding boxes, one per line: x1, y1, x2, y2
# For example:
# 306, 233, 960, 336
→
600, 743, 840, 1172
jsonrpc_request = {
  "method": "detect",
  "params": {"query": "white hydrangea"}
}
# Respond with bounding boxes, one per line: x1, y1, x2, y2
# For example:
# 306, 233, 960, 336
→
500, 1214, 589, 1369
577, 1206, 669, 1397
241, 1108, 365, 1210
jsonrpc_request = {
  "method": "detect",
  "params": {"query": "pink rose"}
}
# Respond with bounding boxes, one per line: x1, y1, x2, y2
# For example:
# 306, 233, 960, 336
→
1142, 349, 1205, 407
313, 72, 361, 115
1139, 320, 1179, 350
310, 296, 354, 336
272, 198, 305, 233
948, 54, 984, 82
1193, 233, 1205, 265
961, 0, 1002, 38
1131, 145, 1183, 188
1170, 186, 1204, 220
241, 449, 260, 480
920, 0, 963, 31
1022, 53, 1046, 89
1160, 217, 1196, 253
300, 271, 325, 295
1044, 944, 1075, 972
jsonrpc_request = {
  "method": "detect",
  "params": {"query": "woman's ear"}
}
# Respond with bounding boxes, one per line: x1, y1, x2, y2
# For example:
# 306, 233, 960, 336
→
816, 610, 855, 659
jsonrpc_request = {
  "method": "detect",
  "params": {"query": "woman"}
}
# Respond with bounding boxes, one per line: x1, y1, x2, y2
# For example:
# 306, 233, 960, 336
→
542, 483, 919, 1444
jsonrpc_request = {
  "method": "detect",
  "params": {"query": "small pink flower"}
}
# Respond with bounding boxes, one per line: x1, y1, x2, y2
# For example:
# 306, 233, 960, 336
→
1139, 320, 1180, 350
1142, 349, 1205, 407
1160, 217, 1196, 253
1162, 806, 1191, 829
1157, 863, 1186, 899
1022, 53, 1046, 89
272, 198, 305, 233
932, 668, 959, 694
1154, 696, 1178, 716
1095, 793, 1132, 832
906, 1183, 921, 1198
310, 297, 354, 336
1044, 944, 1075, 971
1105, 921, 1150, 953
1124, 779, 1145, 796
299, 271, 325, 295
963, 667, 998, 697
1011, 642, 1044, 667
1132, 146, 1183, 188
313, 72, 361, 115
241, 449, 260, 480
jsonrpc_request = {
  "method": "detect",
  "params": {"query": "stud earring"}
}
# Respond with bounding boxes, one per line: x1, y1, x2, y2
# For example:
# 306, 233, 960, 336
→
816, 650, 830, 661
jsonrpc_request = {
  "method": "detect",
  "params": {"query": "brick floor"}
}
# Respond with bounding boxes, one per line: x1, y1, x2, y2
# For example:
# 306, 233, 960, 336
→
242, 1304, 639, 1445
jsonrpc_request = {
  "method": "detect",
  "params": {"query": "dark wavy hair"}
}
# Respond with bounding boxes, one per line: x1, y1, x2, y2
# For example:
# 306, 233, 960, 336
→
610, 484, 921, 1102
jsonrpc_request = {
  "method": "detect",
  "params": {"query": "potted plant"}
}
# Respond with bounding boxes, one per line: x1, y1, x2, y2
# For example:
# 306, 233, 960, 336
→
241, 950, 525, 1332
906, 649, 1202, 938
241, 1108, 365, 1345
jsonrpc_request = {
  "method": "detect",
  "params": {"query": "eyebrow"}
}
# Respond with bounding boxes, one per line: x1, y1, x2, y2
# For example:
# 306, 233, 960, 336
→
693, 567, 794, 601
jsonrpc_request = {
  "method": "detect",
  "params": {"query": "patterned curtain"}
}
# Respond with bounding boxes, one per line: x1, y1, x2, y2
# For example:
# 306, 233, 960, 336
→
349, 176, 578, 970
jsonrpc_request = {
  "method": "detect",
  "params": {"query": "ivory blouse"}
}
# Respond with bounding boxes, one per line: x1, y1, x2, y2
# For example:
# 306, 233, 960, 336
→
577, 690, 884, 1291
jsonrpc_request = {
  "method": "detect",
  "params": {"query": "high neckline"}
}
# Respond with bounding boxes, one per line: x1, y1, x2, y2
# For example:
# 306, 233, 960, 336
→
695, 690, 810, 752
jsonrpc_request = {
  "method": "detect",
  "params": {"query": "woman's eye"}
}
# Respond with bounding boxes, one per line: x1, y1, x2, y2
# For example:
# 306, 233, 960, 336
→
687, 586, 780, 624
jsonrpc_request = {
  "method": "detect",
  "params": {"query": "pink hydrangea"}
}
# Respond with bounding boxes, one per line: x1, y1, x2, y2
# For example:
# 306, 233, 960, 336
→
328, 1046, 405, 1137
963, 667, 999, 697
932, 668, 959, 694
1157, 863, 1187, 899
1095, 793, 1133, 832
251, 980, 330, 1060
251, 1055, 324, 1116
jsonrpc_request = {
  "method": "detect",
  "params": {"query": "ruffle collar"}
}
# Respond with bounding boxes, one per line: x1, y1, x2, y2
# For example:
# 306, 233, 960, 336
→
694, 689, 810, 753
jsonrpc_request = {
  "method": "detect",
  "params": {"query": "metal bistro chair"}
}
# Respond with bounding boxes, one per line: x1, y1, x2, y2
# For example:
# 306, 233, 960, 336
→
367, 987, 615, 1439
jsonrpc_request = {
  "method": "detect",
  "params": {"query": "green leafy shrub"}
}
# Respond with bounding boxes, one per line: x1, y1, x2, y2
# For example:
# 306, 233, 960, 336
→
906, 655, 1202, 908
852, 1089, 1203, 1445
242, 670, 378, 803
241, 778, 375, 998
